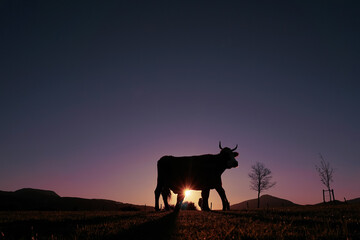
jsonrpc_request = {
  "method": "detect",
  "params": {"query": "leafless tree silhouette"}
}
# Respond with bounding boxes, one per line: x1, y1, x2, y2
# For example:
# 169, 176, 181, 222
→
248, 162, 276, 208
315, 154, 334, 201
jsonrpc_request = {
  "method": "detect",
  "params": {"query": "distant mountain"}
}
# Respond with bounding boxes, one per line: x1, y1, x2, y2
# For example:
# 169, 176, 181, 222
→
313, 196, 360, 206
0, 188, 150, 211
0, 188, 60, 210
347, 197, 360, 204
14, 188, 60, 198
231, 195, 298, 210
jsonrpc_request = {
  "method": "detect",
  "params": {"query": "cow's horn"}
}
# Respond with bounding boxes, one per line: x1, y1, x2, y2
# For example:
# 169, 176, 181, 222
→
219, 141, 223, 149
231, 144, 238, 151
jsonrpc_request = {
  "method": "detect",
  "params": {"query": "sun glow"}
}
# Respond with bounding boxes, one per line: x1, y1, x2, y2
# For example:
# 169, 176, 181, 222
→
184, 189, 191, 198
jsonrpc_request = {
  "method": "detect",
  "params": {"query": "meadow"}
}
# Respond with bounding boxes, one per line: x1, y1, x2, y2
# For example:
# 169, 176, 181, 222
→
0, 203, 359, 240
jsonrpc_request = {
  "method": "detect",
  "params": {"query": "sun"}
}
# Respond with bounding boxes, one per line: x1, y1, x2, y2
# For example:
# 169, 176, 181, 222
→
184, 189, 191, 198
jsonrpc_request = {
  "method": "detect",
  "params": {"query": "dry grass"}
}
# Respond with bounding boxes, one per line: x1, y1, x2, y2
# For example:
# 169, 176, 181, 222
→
0, 204, 359, 239
174, 204, 360, 240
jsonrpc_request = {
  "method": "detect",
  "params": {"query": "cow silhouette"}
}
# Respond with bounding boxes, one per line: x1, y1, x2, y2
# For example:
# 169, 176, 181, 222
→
155, 142, 238, 211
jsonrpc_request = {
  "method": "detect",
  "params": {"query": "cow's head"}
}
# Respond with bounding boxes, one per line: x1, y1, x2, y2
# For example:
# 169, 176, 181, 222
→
219, 141, 239, 168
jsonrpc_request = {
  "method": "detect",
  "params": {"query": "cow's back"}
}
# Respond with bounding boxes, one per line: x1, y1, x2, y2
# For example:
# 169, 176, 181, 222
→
157, 154, 224, 192
157, 154, 214, 173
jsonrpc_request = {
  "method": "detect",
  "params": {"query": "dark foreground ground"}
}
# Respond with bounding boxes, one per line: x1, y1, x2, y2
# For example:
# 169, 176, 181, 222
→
0, 203, 359, 240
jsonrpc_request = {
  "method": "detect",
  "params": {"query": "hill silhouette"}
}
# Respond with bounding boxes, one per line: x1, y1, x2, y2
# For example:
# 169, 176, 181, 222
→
2, 189, 358, 211
231, 195, 298, 210
347, 197, 360, 204
0, 188, 149, 211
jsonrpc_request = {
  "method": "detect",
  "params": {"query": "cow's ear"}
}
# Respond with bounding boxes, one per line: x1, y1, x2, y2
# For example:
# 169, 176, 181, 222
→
233, 152, 239, 157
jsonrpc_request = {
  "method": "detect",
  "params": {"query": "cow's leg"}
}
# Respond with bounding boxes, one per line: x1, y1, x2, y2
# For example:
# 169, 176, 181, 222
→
201, 189, 210, 211
161, 188, 170, 211
175, 193, 185, 211
215, 186, 230, 210
154, 184, 161, 211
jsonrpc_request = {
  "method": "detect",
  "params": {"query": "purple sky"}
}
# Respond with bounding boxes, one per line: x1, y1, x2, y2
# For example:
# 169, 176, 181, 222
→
1, 1, 359, 209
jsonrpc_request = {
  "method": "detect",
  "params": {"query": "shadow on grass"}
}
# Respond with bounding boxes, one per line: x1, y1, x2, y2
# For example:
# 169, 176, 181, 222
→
111, 211, 179, 240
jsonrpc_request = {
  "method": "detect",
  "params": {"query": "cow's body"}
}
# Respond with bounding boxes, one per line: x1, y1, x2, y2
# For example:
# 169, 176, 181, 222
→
155, 143, 238, 211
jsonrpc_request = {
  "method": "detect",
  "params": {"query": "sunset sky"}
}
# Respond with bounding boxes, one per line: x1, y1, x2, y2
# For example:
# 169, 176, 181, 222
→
1, 1, 359, 209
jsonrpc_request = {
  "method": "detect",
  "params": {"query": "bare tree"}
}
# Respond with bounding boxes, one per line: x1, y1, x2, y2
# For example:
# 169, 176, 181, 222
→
315, 154, 334, 201
248, 162, 276, 208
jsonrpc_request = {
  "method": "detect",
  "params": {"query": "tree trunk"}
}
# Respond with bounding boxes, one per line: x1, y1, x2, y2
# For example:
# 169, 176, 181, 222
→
328, 188, 332, 202
257, 191, 260, 208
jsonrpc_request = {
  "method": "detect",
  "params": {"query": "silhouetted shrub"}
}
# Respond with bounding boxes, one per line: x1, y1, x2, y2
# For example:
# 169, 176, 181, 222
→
181, 201, 197, 210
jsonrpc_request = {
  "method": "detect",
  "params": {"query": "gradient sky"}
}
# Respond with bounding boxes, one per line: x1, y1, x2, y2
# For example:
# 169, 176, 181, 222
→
1, 1, 359, 209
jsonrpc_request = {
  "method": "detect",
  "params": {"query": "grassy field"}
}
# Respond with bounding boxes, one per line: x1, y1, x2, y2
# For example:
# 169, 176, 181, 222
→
0, 203, 359, 240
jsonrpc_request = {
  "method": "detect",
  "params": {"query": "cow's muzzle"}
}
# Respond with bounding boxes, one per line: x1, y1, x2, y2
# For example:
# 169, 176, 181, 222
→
228, 160, 238, 168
